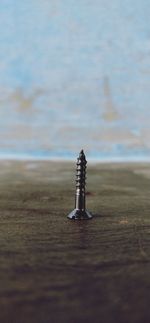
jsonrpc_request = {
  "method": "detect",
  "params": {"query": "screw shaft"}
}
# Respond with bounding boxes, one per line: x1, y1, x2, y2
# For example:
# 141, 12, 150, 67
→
67, 150, 92, 220
75, 149, 86, 210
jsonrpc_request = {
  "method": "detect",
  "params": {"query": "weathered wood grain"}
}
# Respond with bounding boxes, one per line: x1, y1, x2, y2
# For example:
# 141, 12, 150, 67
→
0, 161, 149, 323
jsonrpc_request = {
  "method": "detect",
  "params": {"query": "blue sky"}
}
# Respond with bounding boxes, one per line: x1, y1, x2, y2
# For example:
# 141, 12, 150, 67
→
0, 0, 150, 159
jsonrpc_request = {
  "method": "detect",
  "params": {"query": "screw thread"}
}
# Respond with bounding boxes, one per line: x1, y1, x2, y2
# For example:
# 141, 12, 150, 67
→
75, 150, 87, 210
67, 150, 92, 219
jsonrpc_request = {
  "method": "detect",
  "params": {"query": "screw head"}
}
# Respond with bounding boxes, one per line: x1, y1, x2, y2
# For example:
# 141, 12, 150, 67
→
67, 209, 93, 220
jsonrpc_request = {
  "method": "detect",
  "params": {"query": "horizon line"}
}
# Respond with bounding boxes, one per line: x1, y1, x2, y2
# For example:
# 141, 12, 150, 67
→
0, 153, 150, 163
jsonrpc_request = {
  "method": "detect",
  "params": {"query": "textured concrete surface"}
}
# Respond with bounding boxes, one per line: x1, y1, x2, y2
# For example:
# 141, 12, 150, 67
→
0, 160, 149, 323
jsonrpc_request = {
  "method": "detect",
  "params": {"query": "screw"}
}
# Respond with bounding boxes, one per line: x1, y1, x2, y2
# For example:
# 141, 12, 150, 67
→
67, 150, 93, 220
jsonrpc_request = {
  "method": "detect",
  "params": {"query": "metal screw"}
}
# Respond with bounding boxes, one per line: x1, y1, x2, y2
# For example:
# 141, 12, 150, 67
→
67, 150, 93, 220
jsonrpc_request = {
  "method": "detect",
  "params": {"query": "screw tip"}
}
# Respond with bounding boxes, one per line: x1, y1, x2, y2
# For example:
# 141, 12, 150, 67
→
79, 149, 85, 157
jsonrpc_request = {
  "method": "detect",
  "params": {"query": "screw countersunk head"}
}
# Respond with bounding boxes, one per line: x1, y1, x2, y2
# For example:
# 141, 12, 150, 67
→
67, 150, 93, 220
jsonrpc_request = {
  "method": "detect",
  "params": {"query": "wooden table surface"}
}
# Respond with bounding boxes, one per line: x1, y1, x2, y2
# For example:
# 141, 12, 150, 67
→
0, 161, 149, 323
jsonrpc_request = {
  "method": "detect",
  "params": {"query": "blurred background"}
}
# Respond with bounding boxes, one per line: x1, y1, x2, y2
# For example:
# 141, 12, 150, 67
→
0, 0, 150, 161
